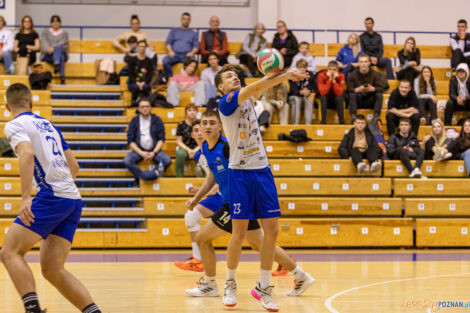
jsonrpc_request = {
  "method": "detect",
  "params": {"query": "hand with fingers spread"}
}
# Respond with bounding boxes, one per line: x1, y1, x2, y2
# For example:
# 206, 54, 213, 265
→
19, 197, 34, 226
285, 68, 310, 82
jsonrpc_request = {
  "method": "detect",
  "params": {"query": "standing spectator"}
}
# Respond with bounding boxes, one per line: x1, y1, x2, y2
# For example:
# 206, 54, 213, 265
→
288, 59, 315, 125
448, 119, 470, 176
167, 59, 205, 107
124, 98, 172, 187
423, 119, 452, 161
163, 12, 199, 77
272, 21, 298, 67
200, 16, 228, 65
450, 19, 470, 70
445, 63, 470, 125
336, 33, 363, 79
291, 41, 316, 73
317, 60, 345, 124
347, 54, 387, 121
40, 15, 68, 84
338, 115, 382, 174
175, 104, 199, 177
0, 16, 14, 75
14, 15, 40, 75
396, 37, 422, 83
260, 82, 289, 131
414, 66, 438, 124
127, 40, 153, 105
360, 17, 394, 79
237, 23, 267, 77
386, 79, 420, 136
200, 52, 221, 101
387, 118, 425, 178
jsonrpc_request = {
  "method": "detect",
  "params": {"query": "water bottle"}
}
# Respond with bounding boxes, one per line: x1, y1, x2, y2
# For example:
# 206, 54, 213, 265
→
195, 163, 202, 177
158, 160, 164, 177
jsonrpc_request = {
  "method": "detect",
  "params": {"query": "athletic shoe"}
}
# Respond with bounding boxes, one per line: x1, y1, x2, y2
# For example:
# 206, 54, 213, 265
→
186, 277, 219, 297
251, 281, 279, 312
357, 162, 369, 174
370, 161, 382, 173
271, 264, 289, 276
26, 310, 46, 313
223, 279, 237, 307
174, 257, 204, 272
286, 273, 315, 296
409, 168, 422, 178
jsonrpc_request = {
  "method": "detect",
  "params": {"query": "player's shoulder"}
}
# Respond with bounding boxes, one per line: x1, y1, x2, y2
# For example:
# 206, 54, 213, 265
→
220, 90, 239, 103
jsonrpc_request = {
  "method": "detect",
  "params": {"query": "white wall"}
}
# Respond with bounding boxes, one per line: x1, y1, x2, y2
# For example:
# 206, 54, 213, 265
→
2, 0, 15, 26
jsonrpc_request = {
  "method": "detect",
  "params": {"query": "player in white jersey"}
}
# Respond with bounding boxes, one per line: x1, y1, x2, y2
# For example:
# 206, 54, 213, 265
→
214, 65, 309, 311
0, 83, 101, 313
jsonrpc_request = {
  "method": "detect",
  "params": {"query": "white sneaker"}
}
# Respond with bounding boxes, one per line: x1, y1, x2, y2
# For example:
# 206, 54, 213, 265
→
409, 168, 422, 178
251, 281, 279, 312
260, 125, 267, 134
286, 273, 315, 296
357, 162, 369, 174
370, 161, 382, 173
222, 279, 237, 307
186, 277, 219, 297
441, 152, 453, 161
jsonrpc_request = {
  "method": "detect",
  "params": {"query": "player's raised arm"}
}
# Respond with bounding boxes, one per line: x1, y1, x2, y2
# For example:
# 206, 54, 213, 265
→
16, 141, 35, 226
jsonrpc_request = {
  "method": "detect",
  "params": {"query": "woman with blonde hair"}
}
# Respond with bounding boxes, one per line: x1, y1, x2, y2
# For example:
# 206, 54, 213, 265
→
423, 119, 453, 161
397, 37, 423, 82
336, 33, 363, 78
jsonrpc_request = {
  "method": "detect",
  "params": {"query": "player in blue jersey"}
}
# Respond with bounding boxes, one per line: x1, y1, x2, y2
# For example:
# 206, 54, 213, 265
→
214, 65, 309, 311
0, 83, 101, 313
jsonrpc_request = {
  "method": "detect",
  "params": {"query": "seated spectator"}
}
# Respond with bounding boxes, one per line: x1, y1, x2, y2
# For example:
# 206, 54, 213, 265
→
200, 16, 228, 65
40, 15, 68, 84
317, 60, 345, 124
14, 15, 40, 75
0, 16, 13, 75
127, 40, 153, 105
386, 79, 420, 136
124, 98, 172, 187
396, 37, 423, 83
167, 59, 205, 107
336, 33, 362, 79
288, 59, 315, 125
200, 52, 221, 102
163, 12, 199, 77
450, 19, 470, 70
414, 66, 438, 125
338, 114, 382, 174
347, 54, 387, 121
237, 23, 267, 77
360, 17, 394, 79
272, 20, 298, 67
386, 118, 424, 178
423, 118, 452, 161
291, 41, 316, 73
445, 63, 470, 125
175, 103, 199, 177
260, 82, 289, 132
447, 118, 470, 176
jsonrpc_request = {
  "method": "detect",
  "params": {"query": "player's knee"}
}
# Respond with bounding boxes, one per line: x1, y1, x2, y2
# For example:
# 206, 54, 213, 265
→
41, 263, 62, 282
185, 209, 202, 232
262, 223, 279, 240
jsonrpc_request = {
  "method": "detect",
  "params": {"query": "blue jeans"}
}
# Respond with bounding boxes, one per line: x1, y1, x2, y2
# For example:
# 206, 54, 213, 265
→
0, 50, 13, 73
461, 149, 470, 176
42, 45, 67, 77
375, 57, 394, 79
162, 53, 188, 76
127, 81, 151, 102
123, 150, 172, 181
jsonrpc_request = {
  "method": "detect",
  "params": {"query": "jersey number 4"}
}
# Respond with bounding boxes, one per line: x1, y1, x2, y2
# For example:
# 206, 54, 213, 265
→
46, 136, 62, 156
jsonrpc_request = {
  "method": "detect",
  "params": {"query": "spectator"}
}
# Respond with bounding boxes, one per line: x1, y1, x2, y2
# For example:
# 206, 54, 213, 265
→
200, 52, 221, 101
260, 82, 289, 131
450, 19, 470, 70
175, 103, 199, 177
386, 118, 424, 178
40, 15, 68, 85
291, 41, 316, 73
445, 63, 470, 125
423, 119, 452, 161
386, 79, 420, 136
127, 40, 153, 105
336, 33, 363, 79
447, 118, 470, 176
0, 16, 14, 75
360, 17, 394, 79
338, 114, 382, 174
317, 60, 345, 124
396, 37, 422, 83
237, 23, 267, 77
414, 66, 438, 124
167, 59, 205, 107
124, 98, 172, 187
347, 54, 387, 121
272, 20, 298, 67
14, 15, 40, 75
288, 59, 315, 124
163, 12, 199, 77
200, 16, 228, 65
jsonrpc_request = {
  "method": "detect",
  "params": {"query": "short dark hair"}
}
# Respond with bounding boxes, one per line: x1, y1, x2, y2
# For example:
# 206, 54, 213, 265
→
353, 114, 366, 123
328, 60, 339, 68
183, 59, 197, 69
299, 41, 309, 48
296, 59, 308, 68
399, 118, 411, 125
358, 54, 370, 61
137, 39, 148, 47
214, 64, 238, 93
192, 119, 201, 128
138, 97, 151, 106
50, 15, 61, 24
365, 17, 374, 24
399, 79, 411, 86
6, 83, 32, 109
208, 51, 219, 60
185, 103, 198, 114
131, 14, 140, 22
182, 12, 191, 17
201, 109, 221, 122
458, 19, 467, 26
127, 36, 138, 44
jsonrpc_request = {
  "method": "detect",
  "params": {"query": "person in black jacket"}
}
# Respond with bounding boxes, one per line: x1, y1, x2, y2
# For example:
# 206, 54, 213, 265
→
386, 118, 424, 178
386, 79, 420, 136
338, 115, 382, 174
444, 63, 470, 125
272, 21, 298, 67
450, 19, 470, 70
123, 98, 172, 186
127, 40, 154, 105
396, 37, 423, 83
447, 118, 470, 176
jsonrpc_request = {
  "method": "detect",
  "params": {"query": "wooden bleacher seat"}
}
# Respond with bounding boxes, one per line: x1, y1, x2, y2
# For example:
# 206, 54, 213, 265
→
327, 43, 452, 59
416, 218, 470, 247
384, 160, 467, 178
0, 90, 50, 105
405, 198, 470, 217
386, 80, 448, 95
0, 104, 52, 121
394, 178, 470, 196
0, 76, 29, 90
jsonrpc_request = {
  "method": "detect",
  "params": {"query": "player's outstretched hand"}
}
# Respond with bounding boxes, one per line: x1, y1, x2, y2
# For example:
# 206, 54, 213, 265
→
285, 68, 310, 82
19, 198, 34, 226
188, 186, 199, 195
186, 197, 198, 210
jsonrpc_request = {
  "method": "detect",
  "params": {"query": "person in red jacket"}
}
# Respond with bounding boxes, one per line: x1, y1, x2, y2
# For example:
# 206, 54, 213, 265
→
317, 60, 345, 124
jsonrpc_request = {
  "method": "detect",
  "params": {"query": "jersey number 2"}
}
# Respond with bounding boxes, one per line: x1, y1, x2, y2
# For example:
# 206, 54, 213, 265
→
46, 136, 62, 156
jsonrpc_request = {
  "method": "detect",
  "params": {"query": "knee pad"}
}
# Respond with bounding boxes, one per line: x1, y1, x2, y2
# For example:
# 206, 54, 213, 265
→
185, 209, 202, 232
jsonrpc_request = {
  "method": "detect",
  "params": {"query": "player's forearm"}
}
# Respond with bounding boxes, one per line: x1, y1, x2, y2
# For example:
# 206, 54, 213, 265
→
193, 174, 216, 202
246, 72, 287, 95
153, 140, 164, 153
129, 142, 143, 155
19, 151, 34, 199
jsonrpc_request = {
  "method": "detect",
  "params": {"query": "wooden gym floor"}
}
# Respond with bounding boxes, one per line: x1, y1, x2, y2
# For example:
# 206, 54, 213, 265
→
2, 249, 470, 313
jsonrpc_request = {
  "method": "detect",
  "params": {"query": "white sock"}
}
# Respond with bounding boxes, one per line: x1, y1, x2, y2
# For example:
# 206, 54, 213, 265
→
291, 266, 305, 280
259, 269, 271, 289
226, 267, 237, 281
205, 275, 216, 282
192, 242, 201, 261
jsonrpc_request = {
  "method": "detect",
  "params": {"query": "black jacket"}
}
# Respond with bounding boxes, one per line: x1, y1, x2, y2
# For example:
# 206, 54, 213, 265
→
448, 75, 470, 102
127, 114, 165, 151
387, 89, 419, 110
386, 132, 421, 157
338, 127, 380, 158
397, 48, 421, 66
347, 67, 388, 93
288, 71, 316, 96
360, 31, 384, 59
424, 137, 453, 160
127, 56, 154, 84
447, 136, 470, 159
272, 30, 298, 67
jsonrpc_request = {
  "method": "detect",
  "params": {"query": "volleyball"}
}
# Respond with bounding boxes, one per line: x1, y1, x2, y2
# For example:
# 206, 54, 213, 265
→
257, 48, 284, 76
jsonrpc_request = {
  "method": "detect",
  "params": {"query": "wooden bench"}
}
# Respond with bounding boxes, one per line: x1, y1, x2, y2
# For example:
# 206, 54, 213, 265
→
384, 160, 467, 178
0, 90, 50, 105
416, 218, 470, 247
0, 104, 52, 121
394, 178, 470, 196
387, 80, 449, 95
327, 43, 452, 59
0, 76, 30, 90
405, 198, 470, 217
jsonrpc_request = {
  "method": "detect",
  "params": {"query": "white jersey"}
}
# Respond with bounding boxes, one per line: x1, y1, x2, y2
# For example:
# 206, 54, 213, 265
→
219, 90, 269, 170
4, 112, 81, 199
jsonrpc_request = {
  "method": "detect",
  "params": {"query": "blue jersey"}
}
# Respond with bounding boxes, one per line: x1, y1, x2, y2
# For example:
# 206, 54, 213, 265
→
202, 136, 230, 204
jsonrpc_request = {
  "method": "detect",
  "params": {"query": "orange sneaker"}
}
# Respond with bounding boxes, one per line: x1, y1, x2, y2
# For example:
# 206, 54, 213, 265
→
272, 255, 296, 276
174, 257, 204, 272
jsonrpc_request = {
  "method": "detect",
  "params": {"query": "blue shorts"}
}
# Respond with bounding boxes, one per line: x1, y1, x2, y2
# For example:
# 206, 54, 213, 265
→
14, 191, 82, 244
228, 167, 281, 220
199, 193, 224, 213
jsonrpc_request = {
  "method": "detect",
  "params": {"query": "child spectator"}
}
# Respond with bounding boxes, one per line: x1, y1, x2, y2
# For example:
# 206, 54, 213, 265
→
445, 63, 470, 125
317, 60, 345, 124
336, 33, 362, 78
200, 52, 221, 102
414, 66, 438, 125
237, 23, 267, 77
167, 59, 205, 107
127, 40, 153, 105
288, 59, 315, 125
14, 15, 40, 75
291, 41, 316, 73
396, 37, 423, 83
272, 20, 298, 67
423, 119, 452, 161
40, 15, 69, 84
447, 118, 470, 176
175, 104, 199, 177
386, 79, 420, 136
261, 82, 289, 132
